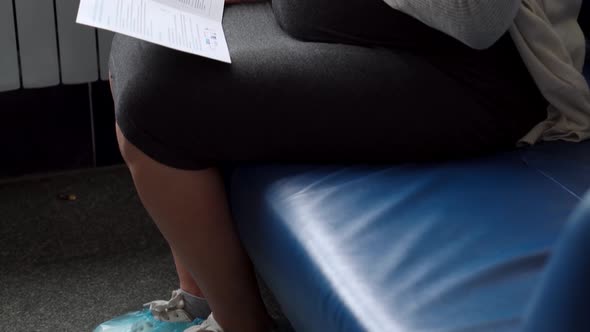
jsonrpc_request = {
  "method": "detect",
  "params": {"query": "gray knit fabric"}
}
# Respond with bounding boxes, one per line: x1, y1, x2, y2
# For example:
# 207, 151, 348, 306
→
381, 0, 521, 50
381, 0, 590, 144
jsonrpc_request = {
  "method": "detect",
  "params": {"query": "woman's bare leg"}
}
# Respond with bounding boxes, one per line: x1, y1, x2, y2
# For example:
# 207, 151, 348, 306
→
110, 73, 206, 303
171, 248, 206, 298
116, 124, 273, 332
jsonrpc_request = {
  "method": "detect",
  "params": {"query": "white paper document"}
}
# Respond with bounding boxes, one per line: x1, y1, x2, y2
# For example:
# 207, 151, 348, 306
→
77, 0, 231, 63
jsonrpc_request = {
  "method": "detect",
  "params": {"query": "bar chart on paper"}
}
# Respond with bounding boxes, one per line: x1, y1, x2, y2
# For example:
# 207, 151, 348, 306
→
76, 0, 230, 63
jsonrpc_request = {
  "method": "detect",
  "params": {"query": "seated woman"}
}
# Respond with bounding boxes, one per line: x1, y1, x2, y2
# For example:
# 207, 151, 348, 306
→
102, 0, 589, 331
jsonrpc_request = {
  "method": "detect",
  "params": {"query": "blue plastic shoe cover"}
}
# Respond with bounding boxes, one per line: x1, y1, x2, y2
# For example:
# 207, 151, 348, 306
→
93, 308, 203, 332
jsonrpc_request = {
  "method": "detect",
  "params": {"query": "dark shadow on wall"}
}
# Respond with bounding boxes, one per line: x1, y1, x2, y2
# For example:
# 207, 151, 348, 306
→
0, 81, 121, 179
91, 81, 123, 167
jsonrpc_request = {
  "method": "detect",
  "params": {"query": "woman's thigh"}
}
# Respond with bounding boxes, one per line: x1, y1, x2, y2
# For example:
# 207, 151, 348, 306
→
109, 2, 546, 170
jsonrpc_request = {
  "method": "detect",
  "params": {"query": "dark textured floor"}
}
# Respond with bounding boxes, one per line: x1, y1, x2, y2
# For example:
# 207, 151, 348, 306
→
0, 166, 290, 332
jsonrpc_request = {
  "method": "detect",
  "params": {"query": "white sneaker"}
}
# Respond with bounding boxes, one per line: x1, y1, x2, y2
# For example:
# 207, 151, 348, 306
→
143, 289, 194, 323
94, 290, 199, 332
184, 313, 224, 332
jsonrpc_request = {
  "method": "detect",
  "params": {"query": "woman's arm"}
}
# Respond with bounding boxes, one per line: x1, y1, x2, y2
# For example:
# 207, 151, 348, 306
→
382, 0, 522, 49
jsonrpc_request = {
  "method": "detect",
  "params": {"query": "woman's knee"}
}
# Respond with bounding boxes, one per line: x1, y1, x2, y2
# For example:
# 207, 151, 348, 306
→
110, 35, 181, 154
109, 34, 173, 114
115, 122, 150, 168
109, 34, 229, 171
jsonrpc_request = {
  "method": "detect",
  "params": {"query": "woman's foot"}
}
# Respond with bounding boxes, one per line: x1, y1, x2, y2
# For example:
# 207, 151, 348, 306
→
143, 289, 196, 323
184, 313, 289, 332
93, 290, 205, 332
184, 313, 223, 332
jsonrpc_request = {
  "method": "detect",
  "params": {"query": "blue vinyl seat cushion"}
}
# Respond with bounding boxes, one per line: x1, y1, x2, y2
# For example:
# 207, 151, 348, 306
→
523, 192, 590, 332
229, 140, 590, 332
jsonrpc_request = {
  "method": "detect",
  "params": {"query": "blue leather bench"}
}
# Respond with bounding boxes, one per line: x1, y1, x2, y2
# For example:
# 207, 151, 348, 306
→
524, 192, 590, 332
227, 29, 590, 332
229, 140, 590, 331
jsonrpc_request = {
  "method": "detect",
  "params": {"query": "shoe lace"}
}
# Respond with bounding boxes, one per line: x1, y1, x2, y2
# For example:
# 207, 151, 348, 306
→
143, 290, 185, 321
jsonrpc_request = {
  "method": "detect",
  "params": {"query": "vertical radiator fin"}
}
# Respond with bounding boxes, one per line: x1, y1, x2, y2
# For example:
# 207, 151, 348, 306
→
0, 0, 21, 92
14, 0, 61, 88
56, 0, 99, 84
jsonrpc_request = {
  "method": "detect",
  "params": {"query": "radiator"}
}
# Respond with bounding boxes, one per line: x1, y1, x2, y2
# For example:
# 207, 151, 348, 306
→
0, 0, 113, 92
